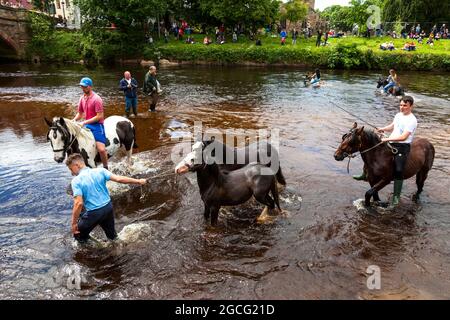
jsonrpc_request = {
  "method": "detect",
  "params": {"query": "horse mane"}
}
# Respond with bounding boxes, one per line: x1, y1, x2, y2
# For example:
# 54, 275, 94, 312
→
363, 129, 381, 146
60, 118, 95, 143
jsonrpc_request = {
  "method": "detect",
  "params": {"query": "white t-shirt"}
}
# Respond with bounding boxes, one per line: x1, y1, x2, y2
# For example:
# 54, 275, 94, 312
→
390, 112, 417, 144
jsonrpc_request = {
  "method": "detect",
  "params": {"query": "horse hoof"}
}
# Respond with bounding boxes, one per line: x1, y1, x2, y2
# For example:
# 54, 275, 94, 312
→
256, 207, 274, 224
376, 201, 389, 208
412, 194, 420, 203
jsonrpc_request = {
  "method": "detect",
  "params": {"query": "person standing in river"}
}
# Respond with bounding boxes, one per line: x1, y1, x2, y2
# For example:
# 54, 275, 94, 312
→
67, 153, 146, 243
119, 71, 138, 118
143, 66, 161, 112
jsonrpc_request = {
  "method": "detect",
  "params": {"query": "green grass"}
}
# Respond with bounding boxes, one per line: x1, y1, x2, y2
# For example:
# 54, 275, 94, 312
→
145, 34, 450, 70
27, 29, 450, 70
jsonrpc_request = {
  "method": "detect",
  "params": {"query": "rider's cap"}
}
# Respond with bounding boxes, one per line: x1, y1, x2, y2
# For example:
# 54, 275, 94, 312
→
79, 77, 93, 87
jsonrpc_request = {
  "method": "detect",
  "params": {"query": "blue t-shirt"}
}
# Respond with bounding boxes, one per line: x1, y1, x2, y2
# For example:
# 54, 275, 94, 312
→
71, 167, 112, 211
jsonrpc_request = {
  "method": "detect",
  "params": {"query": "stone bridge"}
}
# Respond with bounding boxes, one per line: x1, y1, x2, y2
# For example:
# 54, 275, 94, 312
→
0, 5, 30, 60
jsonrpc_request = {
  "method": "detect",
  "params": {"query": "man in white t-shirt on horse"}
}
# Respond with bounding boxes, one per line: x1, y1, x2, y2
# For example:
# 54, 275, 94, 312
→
354, 96, 418, 207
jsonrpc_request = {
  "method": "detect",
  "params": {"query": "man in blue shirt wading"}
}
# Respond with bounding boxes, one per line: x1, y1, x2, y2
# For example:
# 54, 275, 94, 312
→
119, 71, 139, 118
66, 153, 147, 242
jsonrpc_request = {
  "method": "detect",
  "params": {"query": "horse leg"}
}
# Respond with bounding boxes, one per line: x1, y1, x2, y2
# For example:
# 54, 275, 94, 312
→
210, 206, 220, 226
365, 179, 390, 207
254, 192, 274, 223
271, 180, 281, 212
203, 204, 210, 220
414, 169, 429, 202
126, 144, 133, 168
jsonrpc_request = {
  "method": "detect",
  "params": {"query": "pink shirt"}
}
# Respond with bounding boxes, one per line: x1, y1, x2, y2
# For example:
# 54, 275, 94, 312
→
78, 92, 104, 124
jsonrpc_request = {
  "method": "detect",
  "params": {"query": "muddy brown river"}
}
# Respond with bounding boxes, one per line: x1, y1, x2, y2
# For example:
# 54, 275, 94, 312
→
0, 63, 449, 299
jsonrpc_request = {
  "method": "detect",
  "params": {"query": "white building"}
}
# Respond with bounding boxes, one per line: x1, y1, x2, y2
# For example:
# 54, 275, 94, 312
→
49, 0, 80, 29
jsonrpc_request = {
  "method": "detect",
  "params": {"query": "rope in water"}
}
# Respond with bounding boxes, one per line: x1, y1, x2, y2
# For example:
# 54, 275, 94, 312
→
329, 101, 379, 130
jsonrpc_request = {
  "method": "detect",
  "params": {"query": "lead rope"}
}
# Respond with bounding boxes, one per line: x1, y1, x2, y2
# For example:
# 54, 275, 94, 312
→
139, 169, 177, 201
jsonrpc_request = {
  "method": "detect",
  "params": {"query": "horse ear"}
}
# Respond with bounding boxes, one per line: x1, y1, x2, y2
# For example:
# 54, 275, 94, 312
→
352, 122, 357, 129
357, 126, 364, 135
59, 117, 65, 125
44, 118, 52, 127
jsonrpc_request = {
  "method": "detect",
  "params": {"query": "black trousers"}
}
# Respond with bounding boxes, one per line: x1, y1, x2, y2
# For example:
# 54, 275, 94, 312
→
149, 92, 159, 111
75, 202, 117, 242
391, 143, 411, 180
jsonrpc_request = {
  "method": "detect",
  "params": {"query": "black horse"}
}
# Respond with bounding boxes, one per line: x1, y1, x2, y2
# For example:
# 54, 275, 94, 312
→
198, 138, 286, 186
377, 77, 404, 96
175, 141, 281, 225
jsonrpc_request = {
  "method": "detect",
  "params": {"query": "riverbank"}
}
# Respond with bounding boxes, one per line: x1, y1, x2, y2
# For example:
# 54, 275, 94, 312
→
26, 31, 450, 71
149, 35, 450, 71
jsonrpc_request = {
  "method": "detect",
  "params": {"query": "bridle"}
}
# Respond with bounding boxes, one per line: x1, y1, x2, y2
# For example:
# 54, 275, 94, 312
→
47, 122, 80, 154
339, 129, 398, 173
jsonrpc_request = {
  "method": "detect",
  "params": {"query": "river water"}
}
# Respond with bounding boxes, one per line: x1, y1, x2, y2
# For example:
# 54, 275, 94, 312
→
0, 63, 449, 299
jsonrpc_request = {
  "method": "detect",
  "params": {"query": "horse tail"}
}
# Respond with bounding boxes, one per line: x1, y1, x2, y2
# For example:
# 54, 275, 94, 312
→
271, 179, 281, 210
276, 166, 286, 186
132, 125, 139, 149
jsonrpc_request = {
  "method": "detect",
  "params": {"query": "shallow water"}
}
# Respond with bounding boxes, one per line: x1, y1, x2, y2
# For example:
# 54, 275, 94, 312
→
0, 63, 449, 299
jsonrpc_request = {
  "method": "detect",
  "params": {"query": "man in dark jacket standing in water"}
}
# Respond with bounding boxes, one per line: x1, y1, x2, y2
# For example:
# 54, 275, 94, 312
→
143, 66, 161, 112
119, 71, 139, 117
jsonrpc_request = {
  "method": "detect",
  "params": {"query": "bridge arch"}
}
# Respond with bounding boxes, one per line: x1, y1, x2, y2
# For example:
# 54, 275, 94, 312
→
0, 6, 30, 60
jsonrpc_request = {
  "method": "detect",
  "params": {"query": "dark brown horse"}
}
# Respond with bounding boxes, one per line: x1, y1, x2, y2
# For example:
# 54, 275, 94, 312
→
175, 141, 281, 225
334, 122, 435, 207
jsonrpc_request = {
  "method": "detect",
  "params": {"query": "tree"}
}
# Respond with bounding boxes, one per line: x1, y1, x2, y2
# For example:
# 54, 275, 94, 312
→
32, 0, 52, 13
383, 0, 449, 30
199, 0, 280, 30
320, 0, 384, 33
283, 0, 308, 24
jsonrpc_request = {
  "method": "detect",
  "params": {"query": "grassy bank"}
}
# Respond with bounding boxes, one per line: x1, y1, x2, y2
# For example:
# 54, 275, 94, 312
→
27, 28, 450, 71
146, 35, 450, 71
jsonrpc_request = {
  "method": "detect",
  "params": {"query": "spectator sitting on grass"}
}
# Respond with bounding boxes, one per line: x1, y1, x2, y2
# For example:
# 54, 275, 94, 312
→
427, 34, 434, 46
402, 42, 416, 51
203, 36, 212, 45
380, 42, 395, 51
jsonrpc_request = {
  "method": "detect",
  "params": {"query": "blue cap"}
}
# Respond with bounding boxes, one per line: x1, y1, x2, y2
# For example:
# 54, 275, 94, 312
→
79, 77, 93, 87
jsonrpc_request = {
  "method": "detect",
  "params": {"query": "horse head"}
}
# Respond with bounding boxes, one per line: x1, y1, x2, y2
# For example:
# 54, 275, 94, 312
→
334, 122, 365, 161
45, 117, 72, 163
376, 77, 387, 88
175, 140, 206, 174
175, 137, 220, 174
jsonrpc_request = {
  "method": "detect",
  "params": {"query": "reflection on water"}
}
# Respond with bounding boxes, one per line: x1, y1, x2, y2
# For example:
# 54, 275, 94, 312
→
0, 63, 449, 299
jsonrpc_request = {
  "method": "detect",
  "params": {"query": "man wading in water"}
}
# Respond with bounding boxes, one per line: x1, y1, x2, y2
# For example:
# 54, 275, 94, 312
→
73, 77, 109, 169
66, 153, 146, 243
143, 66, 161, 112
354, 96, 417, 207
